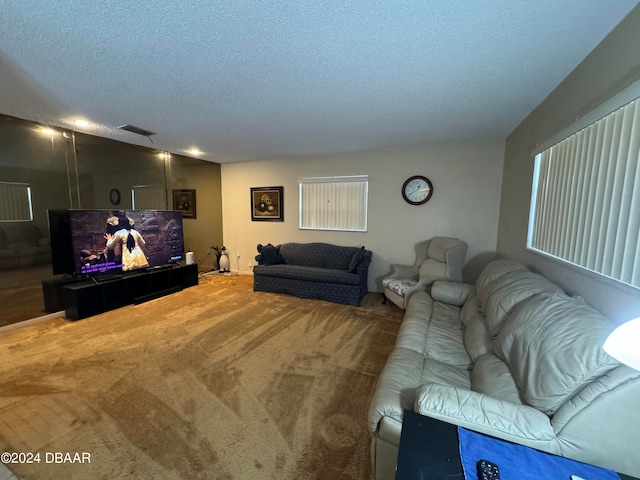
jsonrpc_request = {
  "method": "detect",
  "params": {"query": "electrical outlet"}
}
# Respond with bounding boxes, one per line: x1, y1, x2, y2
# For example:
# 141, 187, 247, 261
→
237, 252, 240, 258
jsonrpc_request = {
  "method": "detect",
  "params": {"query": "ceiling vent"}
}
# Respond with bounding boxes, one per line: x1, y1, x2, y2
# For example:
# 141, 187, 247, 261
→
118, 124, 156, 137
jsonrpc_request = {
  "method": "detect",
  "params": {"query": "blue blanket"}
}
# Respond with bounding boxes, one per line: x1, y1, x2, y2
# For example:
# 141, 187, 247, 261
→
458, 427, 619, 480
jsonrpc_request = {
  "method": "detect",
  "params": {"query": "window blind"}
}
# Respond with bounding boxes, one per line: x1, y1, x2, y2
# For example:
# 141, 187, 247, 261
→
528, 96, 640, 288
299, 176, 368, 232
0, 182, 33, 222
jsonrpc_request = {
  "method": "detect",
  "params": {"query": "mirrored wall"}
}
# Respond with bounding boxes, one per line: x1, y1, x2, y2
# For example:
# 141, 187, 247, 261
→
0, 114, 223, 327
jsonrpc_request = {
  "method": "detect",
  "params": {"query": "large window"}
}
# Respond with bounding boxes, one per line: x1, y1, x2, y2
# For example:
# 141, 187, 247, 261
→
299, 175, 368, 232
0, 181, 33, 222
528, 87, 640, 289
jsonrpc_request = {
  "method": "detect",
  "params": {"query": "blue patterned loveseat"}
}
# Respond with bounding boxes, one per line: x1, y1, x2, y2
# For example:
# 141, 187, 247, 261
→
253, 242, 372, 306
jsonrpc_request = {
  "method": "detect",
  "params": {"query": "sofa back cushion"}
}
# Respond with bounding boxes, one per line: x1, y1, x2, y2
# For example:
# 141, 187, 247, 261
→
483, 270, 564, 338
2, 224, 41, 245
278, 242, 361, 270
475, 258, 530, 314
471, 353, 522, 404
460, 296, 494, 362
494, 293, 620, 416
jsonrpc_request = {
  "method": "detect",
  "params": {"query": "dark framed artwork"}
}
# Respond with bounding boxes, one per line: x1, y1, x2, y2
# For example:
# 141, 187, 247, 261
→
250, 186, 283, 221
173, 189, 197, 218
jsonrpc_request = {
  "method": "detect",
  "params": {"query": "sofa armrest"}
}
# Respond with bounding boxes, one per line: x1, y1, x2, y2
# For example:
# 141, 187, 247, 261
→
368, 347, 425, 434
414, 384, 556, 447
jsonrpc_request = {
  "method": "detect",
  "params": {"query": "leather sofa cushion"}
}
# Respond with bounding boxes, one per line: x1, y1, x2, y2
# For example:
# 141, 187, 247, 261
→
464, 316, 493, 363
421, 357, 471, 389
431, 281, 476, 306
396, 291, 432, 354
483, 271, 564, 338
425, 302, 472, 368
252, 264, 361, 285
475, 258, 529, 314
494, 293, 620, 415
472, 353, 522, 404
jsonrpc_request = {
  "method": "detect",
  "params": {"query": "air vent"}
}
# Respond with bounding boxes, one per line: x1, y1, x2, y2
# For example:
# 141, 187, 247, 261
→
118, 124, 156, 137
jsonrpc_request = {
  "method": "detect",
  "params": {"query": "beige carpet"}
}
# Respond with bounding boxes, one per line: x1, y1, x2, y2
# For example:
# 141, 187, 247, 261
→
0, 274, 402, 479
0, 264, 52, 328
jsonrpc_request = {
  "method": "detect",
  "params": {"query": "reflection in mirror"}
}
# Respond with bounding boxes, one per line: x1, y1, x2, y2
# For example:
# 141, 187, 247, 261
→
0, 114, 224, 328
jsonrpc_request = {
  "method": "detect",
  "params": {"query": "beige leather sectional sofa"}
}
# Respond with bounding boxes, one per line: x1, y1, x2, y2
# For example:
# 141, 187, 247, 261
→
369, 258, 640, 479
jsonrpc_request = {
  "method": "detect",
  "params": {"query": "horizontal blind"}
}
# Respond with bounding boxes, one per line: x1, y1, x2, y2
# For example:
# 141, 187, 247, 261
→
0, 182, 33, 222
529, 97, 640, 288
299, 176, 368, 232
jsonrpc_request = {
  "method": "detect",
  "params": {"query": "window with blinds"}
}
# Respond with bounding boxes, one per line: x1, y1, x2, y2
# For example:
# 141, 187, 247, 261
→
528, 94, 640, 289
0, 182, 33, 222
299, 175, 368, 232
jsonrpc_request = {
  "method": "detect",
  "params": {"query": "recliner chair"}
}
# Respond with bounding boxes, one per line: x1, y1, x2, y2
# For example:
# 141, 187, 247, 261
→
382, 237, 468, 309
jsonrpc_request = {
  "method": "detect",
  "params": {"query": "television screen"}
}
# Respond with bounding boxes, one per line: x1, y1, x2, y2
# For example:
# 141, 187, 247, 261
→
64, 209, 185, 276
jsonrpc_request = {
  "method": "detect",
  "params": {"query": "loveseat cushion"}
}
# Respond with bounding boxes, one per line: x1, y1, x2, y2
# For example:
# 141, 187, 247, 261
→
252, 264, 361, 285
494, 293, 620, 416
483, 270, 564, 338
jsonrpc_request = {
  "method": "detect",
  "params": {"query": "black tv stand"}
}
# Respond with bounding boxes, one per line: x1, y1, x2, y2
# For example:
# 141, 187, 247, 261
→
92, 273, 123, 283
43, 263, 198, 320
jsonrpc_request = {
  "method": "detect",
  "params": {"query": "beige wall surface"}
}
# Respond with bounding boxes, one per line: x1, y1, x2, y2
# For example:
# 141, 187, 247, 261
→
497, 6, 640, 322
221, 141, 504, 291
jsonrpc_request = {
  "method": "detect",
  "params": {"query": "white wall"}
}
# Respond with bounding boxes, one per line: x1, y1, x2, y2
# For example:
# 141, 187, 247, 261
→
221, 141, 504, 291
497, 5, 640, 322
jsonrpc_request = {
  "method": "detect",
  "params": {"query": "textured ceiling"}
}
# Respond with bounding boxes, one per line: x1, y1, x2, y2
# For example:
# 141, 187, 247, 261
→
1, 1, 638, 163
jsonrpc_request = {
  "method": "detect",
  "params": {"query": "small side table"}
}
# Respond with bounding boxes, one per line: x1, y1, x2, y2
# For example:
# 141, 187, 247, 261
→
396, 410, 639, 480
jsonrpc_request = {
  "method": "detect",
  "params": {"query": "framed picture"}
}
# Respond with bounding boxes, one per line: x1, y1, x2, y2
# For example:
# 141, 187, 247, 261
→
173, 189, 197, 218
250, 186, 284, 221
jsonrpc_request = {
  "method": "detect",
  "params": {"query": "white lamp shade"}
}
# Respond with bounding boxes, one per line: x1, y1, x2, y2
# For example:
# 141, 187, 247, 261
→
603, 317, 640, 371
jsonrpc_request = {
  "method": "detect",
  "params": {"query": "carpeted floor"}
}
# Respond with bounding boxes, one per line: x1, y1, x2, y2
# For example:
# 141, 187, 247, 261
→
0, 265, 52, 328
0, 274, 402, 479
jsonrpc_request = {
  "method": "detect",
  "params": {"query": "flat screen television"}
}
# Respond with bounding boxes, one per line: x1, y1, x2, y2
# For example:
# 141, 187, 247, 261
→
47, 209, 185, 276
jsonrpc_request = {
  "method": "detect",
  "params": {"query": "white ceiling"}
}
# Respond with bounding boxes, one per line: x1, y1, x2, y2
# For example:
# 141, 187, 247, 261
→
1, 1, 638, 163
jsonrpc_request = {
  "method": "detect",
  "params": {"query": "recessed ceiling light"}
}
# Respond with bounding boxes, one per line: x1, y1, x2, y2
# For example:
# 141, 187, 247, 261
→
38, 127, 57, 136
187, 147, 203, 156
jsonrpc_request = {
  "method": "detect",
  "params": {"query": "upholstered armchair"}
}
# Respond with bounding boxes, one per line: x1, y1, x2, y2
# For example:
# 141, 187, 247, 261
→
382, 237, 468, 309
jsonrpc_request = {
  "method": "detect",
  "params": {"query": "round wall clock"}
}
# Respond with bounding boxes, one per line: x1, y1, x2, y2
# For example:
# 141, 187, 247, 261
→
109, 188, 121, 205
401, 176, 433, 205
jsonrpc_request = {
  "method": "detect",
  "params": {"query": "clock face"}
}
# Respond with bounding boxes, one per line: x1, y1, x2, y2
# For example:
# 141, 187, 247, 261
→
402, 176, 433, 205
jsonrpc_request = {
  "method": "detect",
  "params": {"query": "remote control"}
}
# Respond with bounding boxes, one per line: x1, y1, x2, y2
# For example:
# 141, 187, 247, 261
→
477, 459, 500, 480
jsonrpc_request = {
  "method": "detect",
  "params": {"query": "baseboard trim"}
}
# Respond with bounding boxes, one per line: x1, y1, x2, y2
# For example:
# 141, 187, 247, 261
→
0, 310, 66, 333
